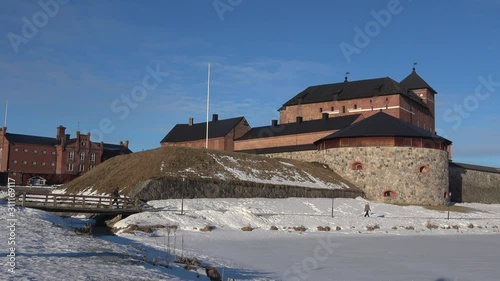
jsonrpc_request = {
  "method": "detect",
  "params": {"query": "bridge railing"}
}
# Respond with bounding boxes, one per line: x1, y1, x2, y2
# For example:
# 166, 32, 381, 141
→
15, 192, 140, 211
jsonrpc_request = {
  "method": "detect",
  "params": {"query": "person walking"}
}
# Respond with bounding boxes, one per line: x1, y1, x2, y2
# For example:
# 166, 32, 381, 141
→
364, 203, 371, 217
112, 188, 120, 208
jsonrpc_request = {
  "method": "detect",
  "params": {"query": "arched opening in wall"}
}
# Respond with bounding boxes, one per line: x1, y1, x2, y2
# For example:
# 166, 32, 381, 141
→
444, 192, 448, 199
351, 161, 364, 171
383, 190, 397, 198
419, 165, 430, 173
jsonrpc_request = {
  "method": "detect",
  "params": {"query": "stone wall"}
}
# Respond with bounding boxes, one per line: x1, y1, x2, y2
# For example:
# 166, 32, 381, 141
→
449, 165, 500, 204
267, 147, 449, 205
129, 177, 363, 202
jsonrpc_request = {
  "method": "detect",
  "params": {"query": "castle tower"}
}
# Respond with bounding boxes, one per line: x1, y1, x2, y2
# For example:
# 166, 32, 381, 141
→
400, 68, 437, 131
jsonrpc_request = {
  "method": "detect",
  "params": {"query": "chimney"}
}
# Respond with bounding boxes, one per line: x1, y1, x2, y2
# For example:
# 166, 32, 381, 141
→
212, 114, 218, 122
322, 113, 329, 120
188, 117, 194, 126
0, 126, 6, 135
271, 120, 278, 126
296, 116, 303, 123
124, 140, 129, 148
120, 141, 123, 146
56, 125, 66, 140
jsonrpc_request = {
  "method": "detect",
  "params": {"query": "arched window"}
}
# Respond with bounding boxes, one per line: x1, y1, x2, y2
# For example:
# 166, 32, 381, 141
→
383, 190, 397, 198
354, 104, 357, 109
351, 161, 364, 170
419, 165, 430, 173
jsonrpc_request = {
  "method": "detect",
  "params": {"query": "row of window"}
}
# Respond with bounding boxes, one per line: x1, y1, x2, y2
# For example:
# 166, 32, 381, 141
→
11, 160, 55, 166
319, 98, 391, 113
67, 163, 95, 172
68, 151, 96, 161
13, 148, 56, 155
350, 161, 430, 173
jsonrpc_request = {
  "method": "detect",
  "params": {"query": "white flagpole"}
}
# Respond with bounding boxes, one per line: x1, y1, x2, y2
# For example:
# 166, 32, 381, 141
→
205, 63, 210, 149
3, 99, 7, 128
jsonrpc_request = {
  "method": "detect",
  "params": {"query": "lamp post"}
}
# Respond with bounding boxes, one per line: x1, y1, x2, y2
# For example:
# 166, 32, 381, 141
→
331, 190, 334, 218
447, 192, 452, 220
180, 177, 185, 215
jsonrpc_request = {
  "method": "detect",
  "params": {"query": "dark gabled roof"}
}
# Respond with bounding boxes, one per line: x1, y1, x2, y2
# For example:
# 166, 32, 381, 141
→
400, 69, 437, 94
449, 162, 500, 174
161, 117, 246, 143
282, 77, 405, 107
103, 143, 132, 153
5, 133, 57, 146
316, 112, 451, 144
237, 114, 361, 140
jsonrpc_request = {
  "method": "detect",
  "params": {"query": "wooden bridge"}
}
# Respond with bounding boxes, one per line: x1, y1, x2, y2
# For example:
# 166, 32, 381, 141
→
15, 192, 142, 215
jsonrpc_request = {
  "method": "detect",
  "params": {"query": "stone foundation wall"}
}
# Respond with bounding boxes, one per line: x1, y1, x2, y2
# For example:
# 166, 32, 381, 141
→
449, 166, 500, 203
267, 147, 449, 205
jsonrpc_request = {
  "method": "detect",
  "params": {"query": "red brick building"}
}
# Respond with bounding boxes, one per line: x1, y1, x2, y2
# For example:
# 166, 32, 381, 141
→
160, 114, 250, 151
160, 70, 442, 154
278, 69, 436, 133
0, 126, 131, 185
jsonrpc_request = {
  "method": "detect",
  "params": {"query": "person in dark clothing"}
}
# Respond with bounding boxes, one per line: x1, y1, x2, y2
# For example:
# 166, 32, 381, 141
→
364, 203, 371, 217
112, 188, 120, 208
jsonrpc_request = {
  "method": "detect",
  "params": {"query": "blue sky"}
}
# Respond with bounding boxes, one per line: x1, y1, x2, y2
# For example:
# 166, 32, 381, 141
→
0, 0, 499, 167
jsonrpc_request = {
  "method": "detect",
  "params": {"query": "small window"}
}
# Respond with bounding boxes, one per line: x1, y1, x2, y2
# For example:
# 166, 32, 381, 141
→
33, 150, 37, 153
354, 104, 357, 109
383, 190, 397, 198
331, 106, 334, 111
81, 141, 86, 146
23, 149, 28, 152
42, 162, 46, 166
51, 163, 55, 166
80, 152, 85, 161
90, 153, 96, 162
52, 152, 56, 155
14, 148, 18, 152
42, 151, 47, 154
79, 164, 85, 172
342, 106, 346, 113
32, 161, 36, 165
319, 107, 323, 112
419, 165, 430, 173
12, 160, 17, 164
69, 151, 74, 161
23, 160, 27, 164
67, 163, 73, 171
351, 161, 364, 170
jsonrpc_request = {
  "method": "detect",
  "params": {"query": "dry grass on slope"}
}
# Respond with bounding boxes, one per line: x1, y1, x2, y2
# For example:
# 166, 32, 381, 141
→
61, 146, 354, 196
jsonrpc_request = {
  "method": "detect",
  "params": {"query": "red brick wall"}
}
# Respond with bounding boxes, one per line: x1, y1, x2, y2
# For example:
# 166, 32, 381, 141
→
234, 130, 338, 151
162, 137, 227, 150
280, 94, 435, 133
62, 132, 104, 175
279, 95, 402, 124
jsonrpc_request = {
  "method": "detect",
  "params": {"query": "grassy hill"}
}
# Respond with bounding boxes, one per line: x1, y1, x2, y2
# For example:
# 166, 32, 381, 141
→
61, 146, 360, 198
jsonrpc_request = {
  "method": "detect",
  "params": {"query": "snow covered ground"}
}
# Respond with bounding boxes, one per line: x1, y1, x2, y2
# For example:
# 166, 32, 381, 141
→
2, 195, 500, 280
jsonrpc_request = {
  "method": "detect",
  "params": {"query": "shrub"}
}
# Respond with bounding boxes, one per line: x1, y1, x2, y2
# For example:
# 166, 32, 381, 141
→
293, 226, 307, 232
74, 224, 93, 236
468, 223, 474, 229
175, 257, 200, 266
366, 224, 379, 231
426, 221, 439, 230
392, 226, 397, 230
336, 226, 342, 231
200, 224, 215, 232
317, 226, 331, 231
241, 225, 253, 231
405, 226, 415, 230
270, 226, 278, 231
477, 225, 483, 229
452, 225, 460, 230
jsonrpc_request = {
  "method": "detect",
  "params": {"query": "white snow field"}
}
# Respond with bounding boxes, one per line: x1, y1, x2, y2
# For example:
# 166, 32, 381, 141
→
2, 196, 500, 281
